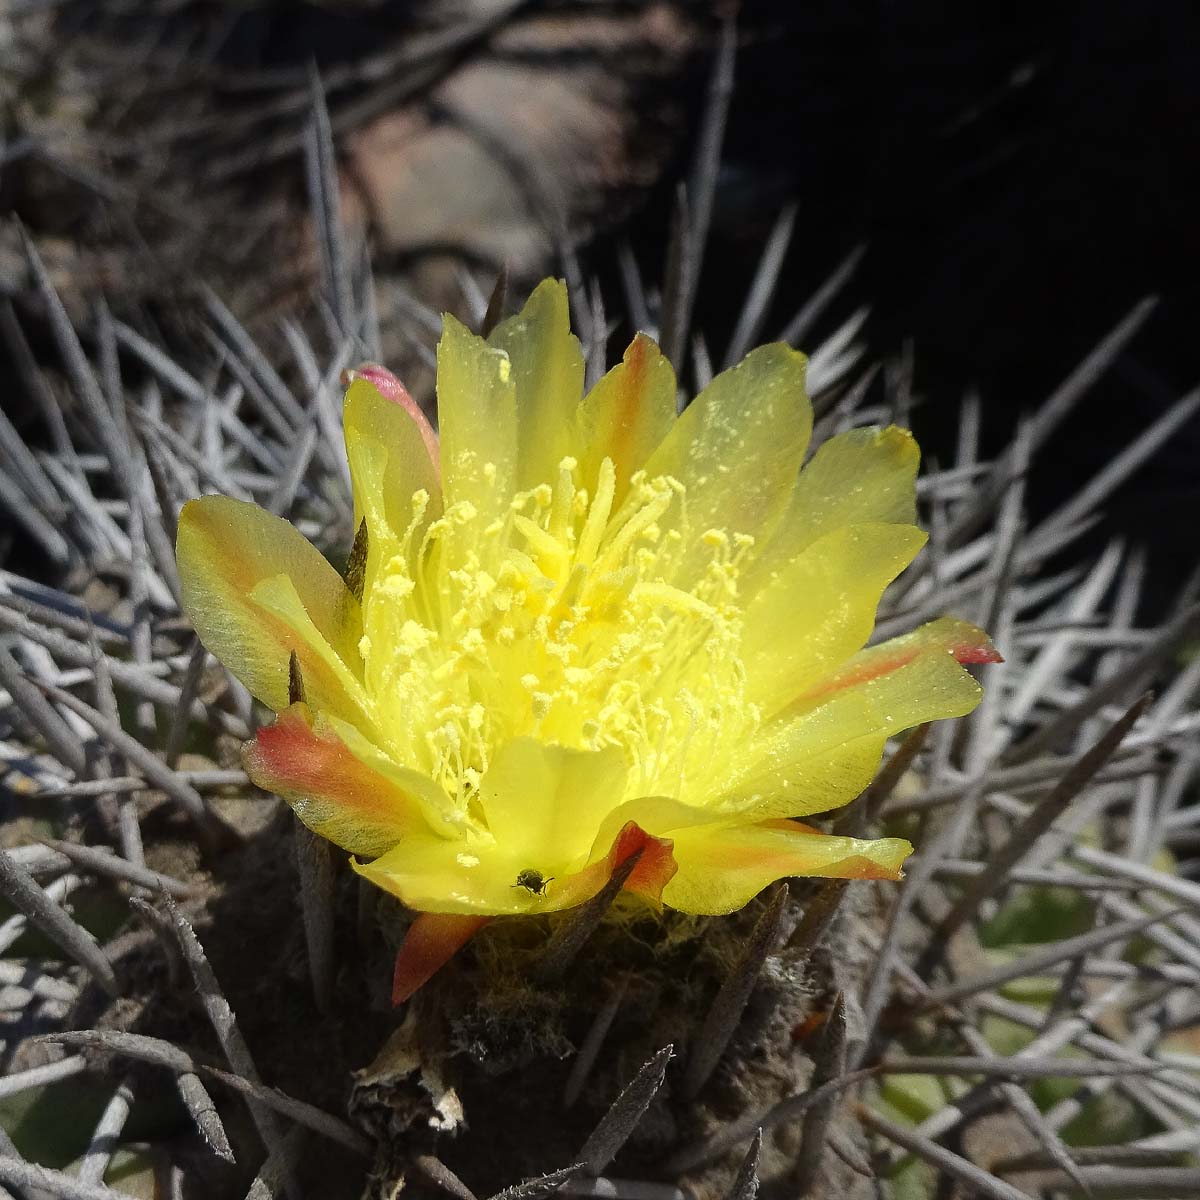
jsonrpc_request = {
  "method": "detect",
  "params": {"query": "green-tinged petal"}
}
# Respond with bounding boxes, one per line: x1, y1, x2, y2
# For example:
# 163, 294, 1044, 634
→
437, 313, 518, 525
749, 425, 920, 587
488, 278, 585, 491
742, 522, 928, 715
353, 827, 557, 917
249, 574, 368, 718
663, 819, 912, 915
479, 738, 629, 867
575, 333, 676, 506
176, 495, 363, 719
716, 644, 985, 819
244, 703, 437, 858
344, 376, 442, 576
638, 343, 810, 582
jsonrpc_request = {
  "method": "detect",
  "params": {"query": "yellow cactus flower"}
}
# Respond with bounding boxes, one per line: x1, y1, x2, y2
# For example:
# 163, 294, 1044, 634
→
176, 281, 998, 1001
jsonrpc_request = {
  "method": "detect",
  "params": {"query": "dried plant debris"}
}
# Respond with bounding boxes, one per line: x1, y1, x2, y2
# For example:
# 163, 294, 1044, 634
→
1, 33, 1199, 1200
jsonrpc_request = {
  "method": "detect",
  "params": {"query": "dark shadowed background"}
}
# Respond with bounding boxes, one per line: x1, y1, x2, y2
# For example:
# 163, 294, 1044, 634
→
642, 1, 1200, 610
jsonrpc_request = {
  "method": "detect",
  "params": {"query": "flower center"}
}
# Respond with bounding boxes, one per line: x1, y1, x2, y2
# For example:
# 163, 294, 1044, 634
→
356, 458, 761, 821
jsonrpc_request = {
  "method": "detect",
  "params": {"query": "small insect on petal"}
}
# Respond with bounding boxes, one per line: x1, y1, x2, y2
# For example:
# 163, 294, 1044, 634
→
513, 868, 553, 896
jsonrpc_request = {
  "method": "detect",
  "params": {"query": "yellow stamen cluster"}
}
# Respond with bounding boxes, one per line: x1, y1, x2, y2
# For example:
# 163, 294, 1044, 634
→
357, 455, 759, 817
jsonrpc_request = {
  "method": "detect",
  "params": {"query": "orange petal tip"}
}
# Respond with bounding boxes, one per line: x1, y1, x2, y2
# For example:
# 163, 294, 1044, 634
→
609, 820, 678, 906
392, 912, 490, 1005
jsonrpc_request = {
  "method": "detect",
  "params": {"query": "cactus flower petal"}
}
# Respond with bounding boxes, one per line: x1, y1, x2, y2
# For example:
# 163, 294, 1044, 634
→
176, 495, 366, 723
798, 616, 1003, 704
437, 313, 519, 525
243, 703, 457, 857
640, 342, 811, 583
344, 376, 442, 544
753, 424, 922, 581
575, 332, 677, 508
392, 912, 491, 1004
743, 522, 929, 713
343, 362, 440, 473
352, 812, 674, 917
662, 819, 912, 915
721, 641, 992, 821
489, 278, 586, 491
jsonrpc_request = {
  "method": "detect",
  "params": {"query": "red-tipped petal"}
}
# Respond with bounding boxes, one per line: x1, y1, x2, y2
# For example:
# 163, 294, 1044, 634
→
606, 820, 678, 907
793, 616, 1002, 707
952, 642, 1005, 665
662, 819, 912, 915
343, 361, 440, 474
245, 703, 444, 858
392, 912, 490, 1005
900, 616, 1003, 666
